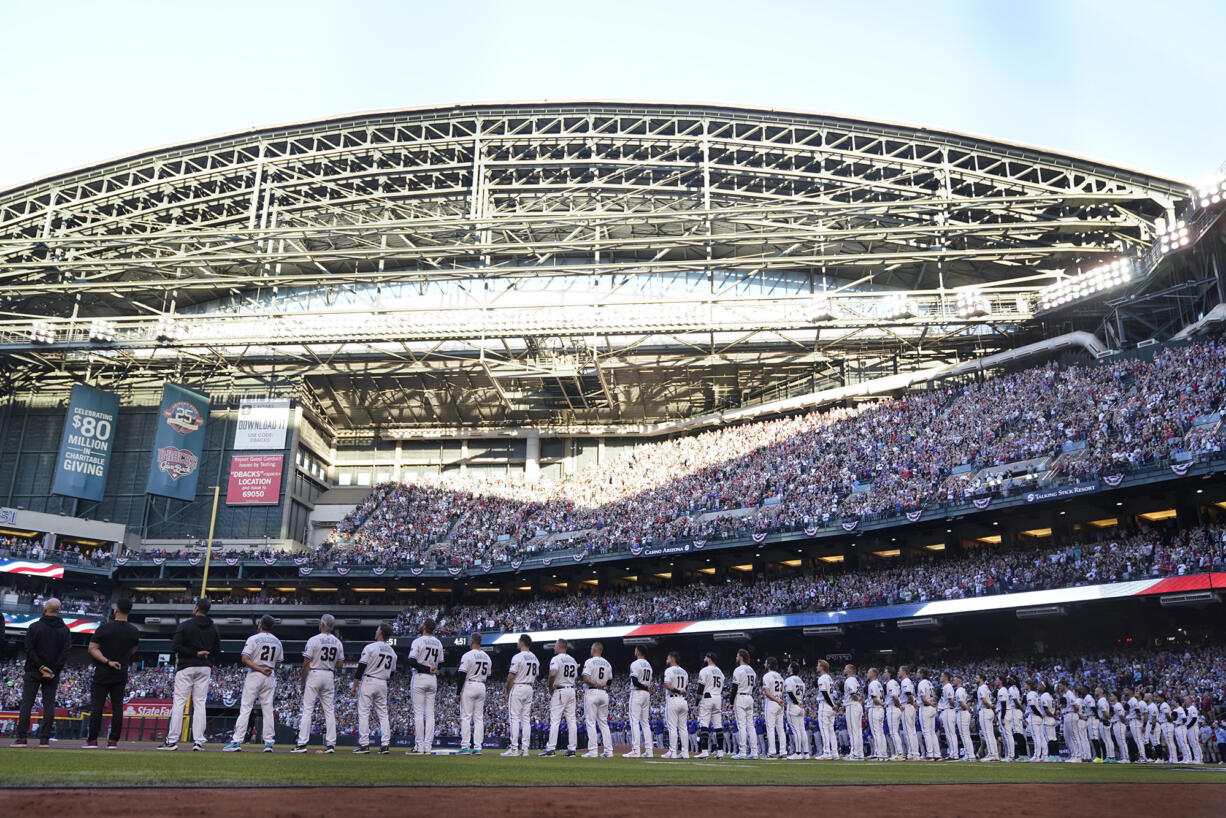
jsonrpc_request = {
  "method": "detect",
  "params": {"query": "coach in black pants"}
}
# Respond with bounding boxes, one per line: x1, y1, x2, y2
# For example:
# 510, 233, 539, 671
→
85, 598, 141, 748
12, 598, 71, 747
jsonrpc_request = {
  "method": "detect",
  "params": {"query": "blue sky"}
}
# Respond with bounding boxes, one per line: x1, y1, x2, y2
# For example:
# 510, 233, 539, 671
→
0, 0, 1222, 189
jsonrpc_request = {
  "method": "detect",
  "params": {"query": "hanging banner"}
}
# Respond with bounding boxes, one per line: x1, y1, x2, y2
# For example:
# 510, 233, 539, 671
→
1102, 473, 1125, 487
906, 510, 924, 523
335, 565, 350, 576
146, 383, 209, 501
225, 454, 284, 505
233, 398, 291, 451
52, 384, 120, 502
840, 519, 860, 532
972, 496, 992, 510
1171, 462, 1192, 476
372, 565, 387, 575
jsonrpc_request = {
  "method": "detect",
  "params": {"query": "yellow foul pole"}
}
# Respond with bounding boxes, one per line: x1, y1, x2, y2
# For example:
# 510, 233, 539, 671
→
199, 485, 220, 598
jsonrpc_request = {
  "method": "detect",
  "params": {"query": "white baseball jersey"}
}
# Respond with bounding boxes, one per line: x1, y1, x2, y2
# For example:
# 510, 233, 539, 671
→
732, 663, 756, 696
868, 678, 885, 707
784, 674, 805, 706
1009, 684, 1022, 710
1147, 701, 1159, 724
358, 641, 396, 681
1159, 701, 1173, 724
697, 664, 724, 697
1062, 690, 1078, 715
303, 632, 343, 670
976, 683, 993, 710
1173, 704, 1186, 725
241, 632, 283, 673
843, 675, 861, 706
886, 678, 901, 707
664, 664, 688, 694
917, 678, 935, 705
897, 676, 917, 706
762, 670, 784, 703
1083, 693, 1096, 718
1026, 690, 1041, 716
1127, 696, 1143, 720
458, 648, 492, 684
582, 656, 612, 688
955, 685, 970, 711
1040, 691, 1055, 716
630, 657, 653, 689
408, 634, 443, 676
940, 682, 956, 710
1112, 701, 1126, 724
509, 650, 539, 685
818, 673, 837, 707
1186, 704, 1199, 727
1097, 696, 1110, 721
549, 653, 579, 688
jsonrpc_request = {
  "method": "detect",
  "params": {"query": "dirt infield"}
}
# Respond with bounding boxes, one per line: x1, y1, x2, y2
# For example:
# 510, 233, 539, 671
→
2, 783, 1223, 817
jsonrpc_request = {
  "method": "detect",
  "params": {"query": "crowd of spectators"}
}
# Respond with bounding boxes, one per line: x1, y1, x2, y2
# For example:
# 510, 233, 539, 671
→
0, 535, 113, 568
311, 339, 1226, 571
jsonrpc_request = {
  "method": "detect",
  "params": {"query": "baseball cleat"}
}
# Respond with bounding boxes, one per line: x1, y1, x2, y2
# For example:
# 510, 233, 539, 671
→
263, 743, 275, 753
456, 748, 472, 755
694, 751, 709, 759
564, 750, 576, 758
660, 751, 676, 759
537, 750, 555, 757
581, 750, 599, 758
192, 742, 205, 752
622, 750, 641, 758
471, 749, 482, 755
222, 742, 242, 752
601, 752, 614, 758
501, 749, 519, 757
290, 744, 309, 754
379, 747, 391, 755
106, 740, 118, 750
81, 741, 99, 749
155, 742, 177, 751
520, 750, 530, 757
353, 746, 370, 754
9, 740, 27, 749
325, 745, 335, 754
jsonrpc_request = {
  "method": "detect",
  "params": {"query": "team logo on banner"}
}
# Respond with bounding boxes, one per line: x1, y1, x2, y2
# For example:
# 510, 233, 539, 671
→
163, 401, 204, 435
840, 519, 859, 532
335, 565, 350, 575
156, 446, 198, 481
1102, 473, 1124, 487
298, 565, 313, 576
371, 565, 387, 575
906, 510, 923, 523
751, 532, 768, 543
972, 497, 992, 510
409, 565, 424, 576
1171, 462, 1191, 476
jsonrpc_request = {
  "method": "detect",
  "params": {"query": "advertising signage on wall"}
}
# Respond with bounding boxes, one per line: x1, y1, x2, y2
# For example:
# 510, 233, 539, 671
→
145, 383, 210, 501
51, 384, 120, 502
233, 398, 290, 450
226, 454, 284, 505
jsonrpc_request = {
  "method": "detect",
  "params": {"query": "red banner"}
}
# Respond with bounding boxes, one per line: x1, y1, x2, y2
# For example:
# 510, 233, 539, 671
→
226, 454, 284, 505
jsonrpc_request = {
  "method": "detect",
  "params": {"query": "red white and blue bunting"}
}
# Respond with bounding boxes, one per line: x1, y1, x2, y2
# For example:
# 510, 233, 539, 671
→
298, 565, 313, 576
371, 565, 387, 576
447, 566, 463, 577
1171, 462, 1192, 476
840, 519, 859, 532
335, 565, 350, 576
751, 532, 768, 543
906, 510, 924, 523
225, 557, 239, 567
693, 539, 708, 550
409, 565, 424, 576
972, 497, 992, 510
263, 555, 279, 565
1102, 473, 1125, 487
186, 554, 202, 566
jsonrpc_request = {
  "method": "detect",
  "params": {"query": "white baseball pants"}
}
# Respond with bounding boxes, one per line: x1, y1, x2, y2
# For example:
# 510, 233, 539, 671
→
357, 677, 390, 748
786, 704, 808, 756
886, 706, 902, 758
628, 689, 651, 754
957, 710, 973, 759
1062, 714, 1080, 759
940, 708, 959, 759
230, 670, 275, 745
978, 709, 998, 760
665, 695, 688, 756
697, 696, 723, 728
1112, 721, 1128, 761
167, 666, 211, 746
1028, 714, 1047, 760
583, 688, 612, 753
1099, 717, 1114, 760
459, 681, 486, 751
297, 669, 336, 747
1174, 724, 1190, 762
867, 706, 886, 759
1000, 710, 1015, 759
845, 701, 864, 759
734, 694, 759, 756
547, 687, 577, 752
920, 705, 939, 759
411, 674, 437, 753
763, 700, 785, 756
508, 684, 533, 752
818, 703, 838, 758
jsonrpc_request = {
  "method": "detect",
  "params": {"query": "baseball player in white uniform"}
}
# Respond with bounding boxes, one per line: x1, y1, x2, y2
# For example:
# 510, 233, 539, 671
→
353, 623, 396, 754
1095, 687, 1113, 763
224, 615, 283, 753
695, 652, 725, 759
883, 667, 904, 761
899, 666, 921, 761
1079, 687, 1096, 761
456, 632, 491, 755
1183, 696, 1203, 764
865, 668, 887, 761
1041, 682, 1059, 760
783, 662, 808, 759
1145, 694, 1160, 761
291, 614, 343, 753
939, 672, 959, 761
624, 646, 654, 758
976, 674, 999, 761
1110, 693, 1129, 763
1004, 677, 1023, 761
661, 651, 690, 759
502, 634, 538, 757
580, 642, 613, 758
1158, 693, 1176, 762
954, 677, 974, 761
731, 648, 759, 760
761, 657, 786, 759
1126, 688, 1147, 763
406, 618, 443, 755
843, 664, 864, 761
1059, 682, 1082, 763
1024, 679, 1045, 762
916, 668, 940, 761
816, 659, 839, 760
540, 638, 579, 757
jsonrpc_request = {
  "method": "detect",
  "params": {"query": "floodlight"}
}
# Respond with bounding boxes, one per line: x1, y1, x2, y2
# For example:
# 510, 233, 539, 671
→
880, 294, 916, 320
954, 288, 989, 319
1036, 258, 1133, 313
155, 316, 181, 341
29, 320, 55, 344
1195, 172, 1226, 209
1156, 218, 1190, 255
88, 318, 116, 343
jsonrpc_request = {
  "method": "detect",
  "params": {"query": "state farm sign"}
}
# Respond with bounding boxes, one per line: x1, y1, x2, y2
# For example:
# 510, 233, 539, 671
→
121, 698, 173, 718
226, 454, 284, 505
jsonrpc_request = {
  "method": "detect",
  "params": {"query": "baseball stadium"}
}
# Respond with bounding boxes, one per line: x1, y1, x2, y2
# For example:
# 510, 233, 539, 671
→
1, 100, 1225, 816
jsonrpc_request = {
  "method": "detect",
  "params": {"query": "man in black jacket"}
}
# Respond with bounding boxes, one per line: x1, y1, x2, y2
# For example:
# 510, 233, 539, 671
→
11, 598, 71, 748
83, 598, 141, 748
157, 598, 220, 751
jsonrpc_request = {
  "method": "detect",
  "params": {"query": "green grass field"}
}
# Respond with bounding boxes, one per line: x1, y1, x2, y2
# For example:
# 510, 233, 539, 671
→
0, 748, 1221, 788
